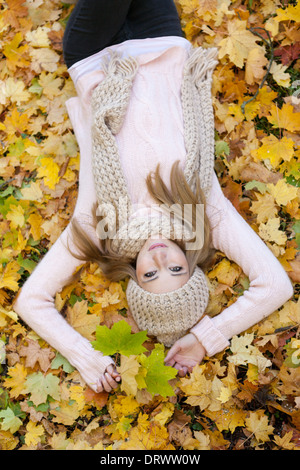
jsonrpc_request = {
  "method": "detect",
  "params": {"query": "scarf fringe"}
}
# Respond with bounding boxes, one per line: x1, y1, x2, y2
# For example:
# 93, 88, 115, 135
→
185, 47, 218, 85
102, 49, 139, 80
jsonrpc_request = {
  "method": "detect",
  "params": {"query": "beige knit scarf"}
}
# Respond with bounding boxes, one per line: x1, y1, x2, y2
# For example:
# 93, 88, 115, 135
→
90, 46, 218, 346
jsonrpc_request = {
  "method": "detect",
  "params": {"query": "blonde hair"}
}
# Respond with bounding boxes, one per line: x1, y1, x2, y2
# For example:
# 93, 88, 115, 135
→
68, 161, 214, 282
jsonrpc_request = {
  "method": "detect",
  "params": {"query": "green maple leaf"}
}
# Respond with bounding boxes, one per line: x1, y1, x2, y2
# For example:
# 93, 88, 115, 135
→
92, 320, 148, 357
139, 344, 177, 398
0, 407, 22, 434
24, 372, 61, 406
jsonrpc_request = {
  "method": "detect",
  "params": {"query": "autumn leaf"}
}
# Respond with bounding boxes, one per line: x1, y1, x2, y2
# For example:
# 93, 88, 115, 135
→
275, 3, 300, 23
66, 299, 100, 341
0, 261, 21, 292
204, 406, 247, 433
228, 333, 272, 372
24, 371, 61, 406
139, 344, 177, 398
253, 135, 294, 169
3, 32, 30, 71
270, 61, 291, 87
267, 103, 300, 133
117, 355, 140, 396
3, 363, 28, 399
92, 320, 148, 357
218, 20, 259, 68
208, 258, 242, 286
245, 411, 274, 443
0, 408, 22, 434
19, 338, 55, 372
24, 420, 44, 447
267, 179, 299, 206
258, 217, 287, 246
37, 157, 60, 190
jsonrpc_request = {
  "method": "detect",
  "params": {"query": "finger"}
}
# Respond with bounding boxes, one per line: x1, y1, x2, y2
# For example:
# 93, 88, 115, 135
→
165, 344, 181, 362
165, 357, 176, 367
106, 365, 121, 381
100, 374, 115, 393
105, 372, 120, 389
95, 379, 104, 393
174, 363, 188, 377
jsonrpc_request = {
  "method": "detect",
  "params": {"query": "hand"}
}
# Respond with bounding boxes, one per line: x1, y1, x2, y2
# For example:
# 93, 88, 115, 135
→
164, 333, 206, 377
96, 364, 121, 393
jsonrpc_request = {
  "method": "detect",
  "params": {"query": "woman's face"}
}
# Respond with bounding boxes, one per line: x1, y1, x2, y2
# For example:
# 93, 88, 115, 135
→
136, 235, 190, 293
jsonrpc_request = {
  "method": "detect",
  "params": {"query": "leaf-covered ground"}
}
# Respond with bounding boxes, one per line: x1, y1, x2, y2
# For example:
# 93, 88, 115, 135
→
0, 0, 299, 451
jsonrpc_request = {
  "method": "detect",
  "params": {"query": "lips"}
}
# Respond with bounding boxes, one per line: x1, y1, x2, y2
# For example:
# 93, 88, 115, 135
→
148, 243, 167, 251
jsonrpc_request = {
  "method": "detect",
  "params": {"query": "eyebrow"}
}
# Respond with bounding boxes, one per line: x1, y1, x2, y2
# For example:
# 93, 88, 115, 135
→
141, 272, 188, 284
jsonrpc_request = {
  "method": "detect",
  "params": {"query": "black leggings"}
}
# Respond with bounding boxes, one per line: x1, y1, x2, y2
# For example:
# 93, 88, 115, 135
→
63, 0, 184, 68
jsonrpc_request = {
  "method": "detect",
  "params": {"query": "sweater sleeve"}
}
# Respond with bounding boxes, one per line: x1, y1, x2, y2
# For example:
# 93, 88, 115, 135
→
190, 172, 294, 356
13, 97, 114, 391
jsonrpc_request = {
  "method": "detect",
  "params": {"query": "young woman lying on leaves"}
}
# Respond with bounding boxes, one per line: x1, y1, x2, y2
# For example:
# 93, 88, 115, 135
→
14, 0, 293, 394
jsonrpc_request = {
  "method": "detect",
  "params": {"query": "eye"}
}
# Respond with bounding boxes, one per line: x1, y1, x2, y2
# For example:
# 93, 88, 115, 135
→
170, 266, 183, 272
144, 270, 157, 278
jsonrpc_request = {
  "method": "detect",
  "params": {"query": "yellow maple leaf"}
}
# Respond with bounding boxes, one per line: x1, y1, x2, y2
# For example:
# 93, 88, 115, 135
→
109, 395, 140, 421
218, 19, 259, 68
255, 86, 278, 118
38, 72, 64, 99
120, 420, 174, 450
50, 400, 81, 426
152, 402, 175, 426
25, 26, 51, 48
37, 157, 60, 190
250, 193, 278, 224
20, 181, 44, 202
217, 385, 232, 404
3, 32, 30, 71
273, 431, 295, 450
245, 411, 274, 443
204, 406, 247, 433
6, 204, 25, 229
228, 333, 272, 372
29, 47, 60, 73
66, 300, 99, 341
3, 363, 28, 399
0, 77, 31, 106
267, 179, 299, 206
253, 134, 294, 169
258, 217, 287, 245
270, 61, 291, 88
275, 2, 300, 23
3, 107, 29, 138
69, 385, 86, 412
208, 258, 242, 286
28, 213, 43, 241
245, 47, 268, 85
0, 260, 21, 292
117, 355, 140, 396
267, 103, 300, 133
24, 421, 44, 447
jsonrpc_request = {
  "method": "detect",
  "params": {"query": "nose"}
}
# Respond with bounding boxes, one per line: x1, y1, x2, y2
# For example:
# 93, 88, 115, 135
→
152, 249, 167, 267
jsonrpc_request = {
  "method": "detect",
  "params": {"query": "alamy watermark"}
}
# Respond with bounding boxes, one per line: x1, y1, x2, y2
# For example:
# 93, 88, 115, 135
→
95, 197, 205, 251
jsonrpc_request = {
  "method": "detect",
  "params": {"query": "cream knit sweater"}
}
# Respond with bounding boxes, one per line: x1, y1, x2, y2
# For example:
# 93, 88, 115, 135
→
13, 37, 293, 392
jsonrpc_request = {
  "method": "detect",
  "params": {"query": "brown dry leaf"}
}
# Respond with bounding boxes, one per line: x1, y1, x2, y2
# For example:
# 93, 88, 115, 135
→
19, 339, 55, 372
